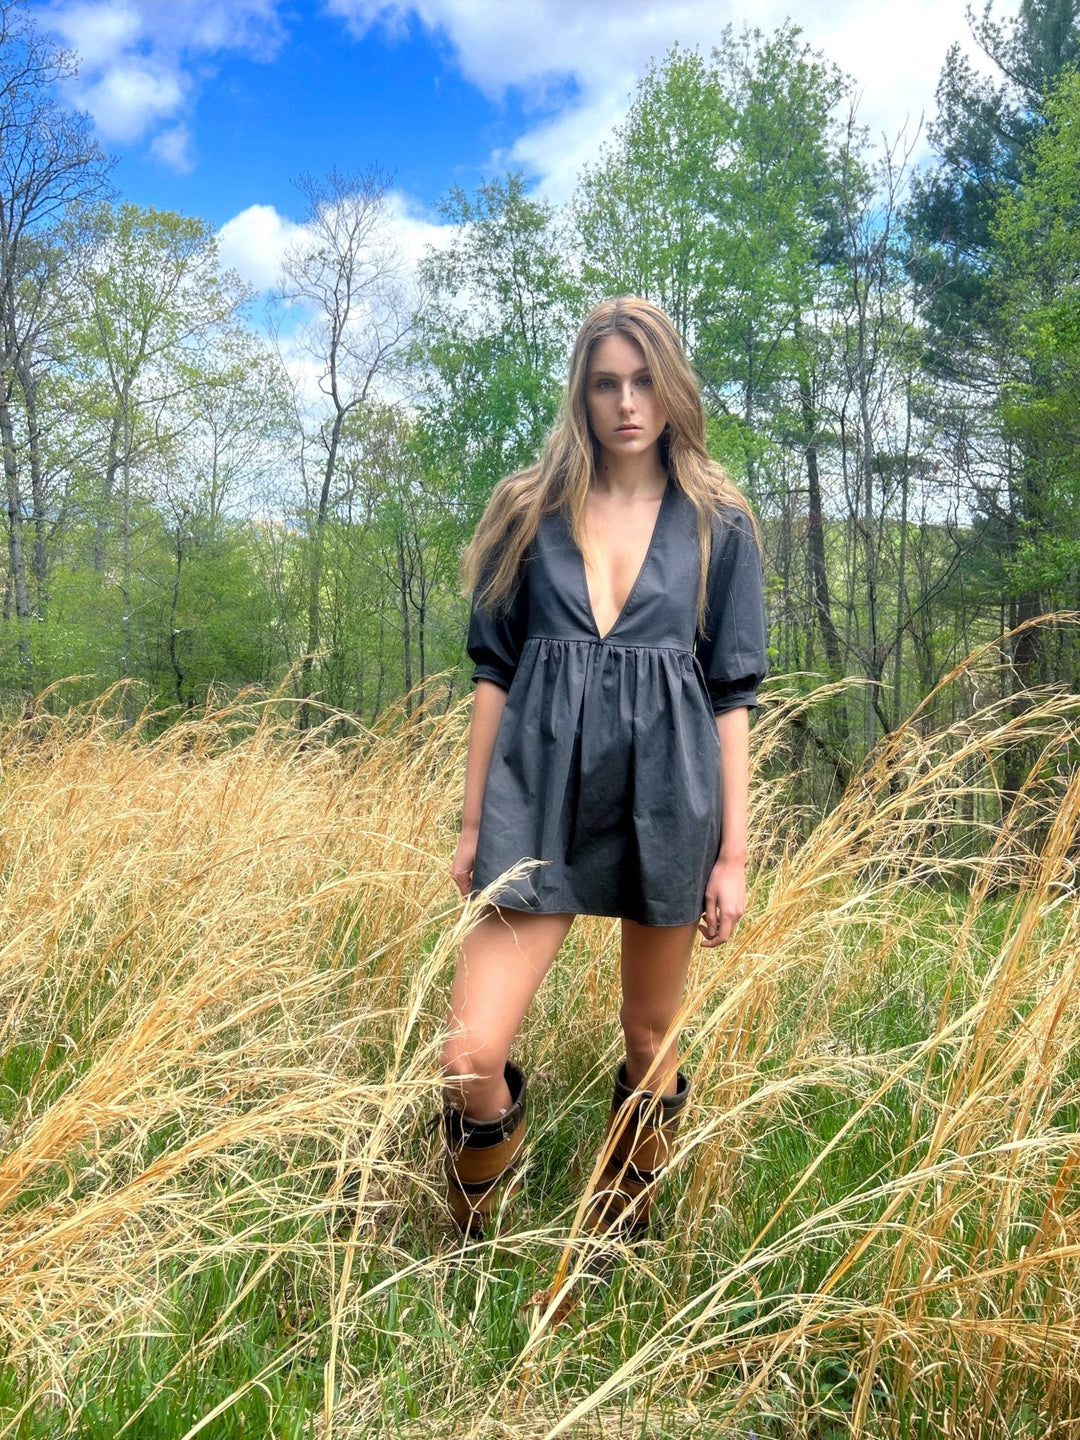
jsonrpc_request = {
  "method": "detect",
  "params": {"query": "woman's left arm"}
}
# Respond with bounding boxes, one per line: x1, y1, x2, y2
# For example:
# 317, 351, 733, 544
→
699, 706, 750, 948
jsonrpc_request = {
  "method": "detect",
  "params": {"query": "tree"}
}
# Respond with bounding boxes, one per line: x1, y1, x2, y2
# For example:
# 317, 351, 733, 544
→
415, 172, 579, 528
575, 47, 729, 346
364, 409, 460, 713
910, 0, 1079, 345
0, 0, 107, 693
831, 118, 923, 742
908, 0, 1080, 693
69, 204, 247, 706
278, 168, 411, 724
574, 31, 848, 493
991, 68, 1080, 662
157, 330, 295, 708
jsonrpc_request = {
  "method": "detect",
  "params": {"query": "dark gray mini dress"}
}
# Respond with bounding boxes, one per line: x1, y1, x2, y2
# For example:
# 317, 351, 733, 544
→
467, 482, 768, 926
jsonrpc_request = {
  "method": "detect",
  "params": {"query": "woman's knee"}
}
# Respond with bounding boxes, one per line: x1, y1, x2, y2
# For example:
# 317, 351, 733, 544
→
441, 1035, 509, 1099
619, 1004, 675, 1065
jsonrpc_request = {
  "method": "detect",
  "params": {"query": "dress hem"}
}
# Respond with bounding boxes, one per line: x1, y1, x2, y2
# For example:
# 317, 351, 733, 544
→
471, 895, 704, 929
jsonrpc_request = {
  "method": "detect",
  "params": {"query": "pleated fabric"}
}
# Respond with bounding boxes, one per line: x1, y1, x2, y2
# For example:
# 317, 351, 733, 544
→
467, 483, 767, 927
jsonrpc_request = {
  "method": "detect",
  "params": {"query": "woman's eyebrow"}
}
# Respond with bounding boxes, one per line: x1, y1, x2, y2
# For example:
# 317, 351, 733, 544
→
588, 366, 652, 378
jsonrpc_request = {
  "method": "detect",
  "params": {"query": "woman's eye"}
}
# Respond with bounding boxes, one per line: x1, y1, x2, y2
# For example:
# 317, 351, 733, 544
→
637, 375, 652, 387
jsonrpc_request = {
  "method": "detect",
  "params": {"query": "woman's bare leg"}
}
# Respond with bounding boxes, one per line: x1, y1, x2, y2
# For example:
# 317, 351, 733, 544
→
442, 909, 575, 1120
618, 919, 698, 1096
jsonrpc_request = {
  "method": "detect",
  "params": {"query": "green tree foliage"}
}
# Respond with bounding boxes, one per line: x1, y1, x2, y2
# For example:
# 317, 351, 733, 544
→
415, 173, 580, 527
910, 0, 1080, 351
909, 0, 1080, 694
575, 47, 728, 345
0, 0, 106, 692
60, 204, 251, 708
992, 69, 1080, 614
575, 29, 848, 491
278, 168, 412, 722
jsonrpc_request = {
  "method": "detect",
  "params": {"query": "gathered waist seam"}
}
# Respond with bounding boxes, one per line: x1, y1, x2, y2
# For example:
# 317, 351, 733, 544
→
523, 635, 693, 656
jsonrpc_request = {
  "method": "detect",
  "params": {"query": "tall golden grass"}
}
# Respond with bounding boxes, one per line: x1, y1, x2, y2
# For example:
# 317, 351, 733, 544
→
1, 643, 1078, 1439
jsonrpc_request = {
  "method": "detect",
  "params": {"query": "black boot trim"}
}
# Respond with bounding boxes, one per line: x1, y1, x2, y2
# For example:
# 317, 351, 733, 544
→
444, 1061, 527, 1148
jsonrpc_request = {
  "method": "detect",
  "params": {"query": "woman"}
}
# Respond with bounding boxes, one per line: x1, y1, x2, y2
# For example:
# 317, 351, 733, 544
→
443, 296, 767, 1240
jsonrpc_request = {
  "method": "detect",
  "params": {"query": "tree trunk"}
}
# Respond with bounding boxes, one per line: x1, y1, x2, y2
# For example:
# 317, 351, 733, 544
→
0, 396, 29, 621
396, 527, 413, 716
14, 359, 48, 615
169, 517, 186, 707
855, 289, 886, 743
120, 430, 133, 725
799, 366, 842, 673
0, 391, 31, 691
892, 456, 911, 728
95, 405, 126, 573
416, 591, 427, 712
299, 411, 345, 730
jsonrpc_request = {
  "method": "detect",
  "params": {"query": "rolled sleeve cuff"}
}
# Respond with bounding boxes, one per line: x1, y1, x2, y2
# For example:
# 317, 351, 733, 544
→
471, 664, 514, 692
707, 676, 761, 714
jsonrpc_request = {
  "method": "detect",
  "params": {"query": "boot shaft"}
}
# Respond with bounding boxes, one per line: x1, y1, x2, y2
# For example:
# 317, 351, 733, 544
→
589, 1063, 691, 1237
443, 1061, 527, 1236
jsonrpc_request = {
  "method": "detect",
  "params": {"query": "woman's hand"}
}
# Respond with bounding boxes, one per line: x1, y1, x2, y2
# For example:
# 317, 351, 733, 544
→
698, 853, 746, 947
449, 829, 478, 898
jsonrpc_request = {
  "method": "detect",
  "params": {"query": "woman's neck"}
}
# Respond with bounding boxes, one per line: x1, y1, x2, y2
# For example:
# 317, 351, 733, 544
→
592, 449, 668, 501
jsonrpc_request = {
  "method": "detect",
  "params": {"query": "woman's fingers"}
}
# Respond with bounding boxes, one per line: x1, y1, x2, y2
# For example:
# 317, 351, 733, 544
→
449, 835, 478, 897
698, 888, 744, 947
448, 863, 471, 897
698, 890, 720, 945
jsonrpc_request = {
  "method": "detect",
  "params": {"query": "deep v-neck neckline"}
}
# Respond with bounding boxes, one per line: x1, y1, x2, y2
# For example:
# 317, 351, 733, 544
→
578, 480, 671, 642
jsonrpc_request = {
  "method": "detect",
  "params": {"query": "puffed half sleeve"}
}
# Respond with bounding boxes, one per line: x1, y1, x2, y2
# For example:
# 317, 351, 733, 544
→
694, 507, 768, 714
466, 551, 530, 692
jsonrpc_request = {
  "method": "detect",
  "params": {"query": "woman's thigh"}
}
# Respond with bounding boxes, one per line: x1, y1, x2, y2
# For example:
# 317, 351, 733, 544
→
444, 908, 575, 1077
619, 919, 698, 1090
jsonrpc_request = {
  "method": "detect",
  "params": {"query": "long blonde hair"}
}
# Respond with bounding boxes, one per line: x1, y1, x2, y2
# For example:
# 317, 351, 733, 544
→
462, 296, 757, 630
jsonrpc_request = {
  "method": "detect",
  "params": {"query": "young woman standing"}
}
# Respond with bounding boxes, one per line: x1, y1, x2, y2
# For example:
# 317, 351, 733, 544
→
443, 297, 767, 1240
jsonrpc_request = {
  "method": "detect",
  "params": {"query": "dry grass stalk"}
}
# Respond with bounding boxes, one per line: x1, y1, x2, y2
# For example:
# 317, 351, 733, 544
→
0, 648, 1077, 1438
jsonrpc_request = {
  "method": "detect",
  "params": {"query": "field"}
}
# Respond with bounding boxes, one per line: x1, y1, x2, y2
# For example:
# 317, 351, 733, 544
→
2, 656, 1079, 1439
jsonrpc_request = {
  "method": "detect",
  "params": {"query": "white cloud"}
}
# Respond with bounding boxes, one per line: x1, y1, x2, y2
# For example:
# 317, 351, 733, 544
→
383, 190, 454, 272
217, 190, 452, 298
506, 90, 631, 206
327, 0, 1023, 200
43, 0, 286, 158
327, 0, 707, 99
774, 0, 1003, 149
80, 59, 185, 143
217, 203, 309, 292
150, 122, 196, 173
48, 0, 141, 67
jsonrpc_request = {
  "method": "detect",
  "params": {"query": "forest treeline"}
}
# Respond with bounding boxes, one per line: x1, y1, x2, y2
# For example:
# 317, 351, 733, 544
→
0, 0, 1077, 797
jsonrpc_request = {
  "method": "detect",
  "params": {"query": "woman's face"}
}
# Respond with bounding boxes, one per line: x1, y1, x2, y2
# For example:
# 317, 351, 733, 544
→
584, 332, 668, 467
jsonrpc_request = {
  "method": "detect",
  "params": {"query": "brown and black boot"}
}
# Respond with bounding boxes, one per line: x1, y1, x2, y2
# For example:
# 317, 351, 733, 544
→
584, 1062, 690, 1240
443, 1061, 527, 1237
532, 1063, 691, 1323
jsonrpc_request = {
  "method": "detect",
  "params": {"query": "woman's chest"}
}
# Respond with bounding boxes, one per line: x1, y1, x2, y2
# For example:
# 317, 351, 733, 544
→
525, 502, 700, 650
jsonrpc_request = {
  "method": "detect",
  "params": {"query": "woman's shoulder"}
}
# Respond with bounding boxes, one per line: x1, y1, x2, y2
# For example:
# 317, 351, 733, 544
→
713, 500, 757, 537
669, 479, 757, 540
697, 488, 762, 574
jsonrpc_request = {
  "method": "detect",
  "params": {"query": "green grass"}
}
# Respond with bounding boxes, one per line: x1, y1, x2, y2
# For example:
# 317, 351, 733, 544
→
2, 899, 1014, 1436
3, 680, 1080, 1438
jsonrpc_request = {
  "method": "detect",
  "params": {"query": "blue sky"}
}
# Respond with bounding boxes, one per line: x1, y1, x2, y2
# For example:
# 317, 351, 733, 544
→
46, 6, 562, 223
35, 0, 1021, 294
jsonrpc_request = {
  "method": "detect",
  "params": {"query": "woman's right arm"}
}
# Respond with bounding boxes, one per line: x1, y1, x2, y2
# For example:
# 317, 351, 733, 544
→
449, 679, 508, 897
